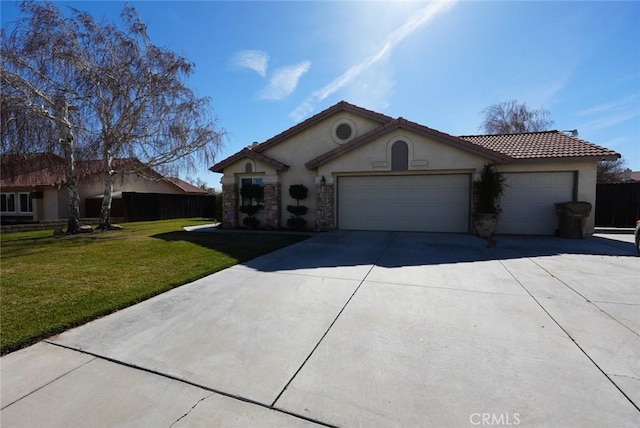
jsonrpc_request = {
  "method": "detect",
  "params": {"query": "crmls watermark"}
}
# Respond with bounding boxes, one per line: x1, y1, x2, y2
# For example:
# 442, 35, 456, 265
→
469, 413, 521, 426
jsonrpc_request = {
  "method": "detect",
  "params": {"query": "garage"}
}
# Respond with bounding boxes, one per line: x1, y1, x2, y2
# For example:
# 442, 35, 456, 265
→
338, 174, 470, 232
497, 172, 575, 235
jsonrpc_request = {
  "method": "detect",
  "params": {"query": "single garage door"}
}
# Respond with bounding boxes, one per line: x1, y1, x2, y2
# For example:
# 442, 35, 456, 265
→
497, 172, 575, 235
338, 174, 470, 232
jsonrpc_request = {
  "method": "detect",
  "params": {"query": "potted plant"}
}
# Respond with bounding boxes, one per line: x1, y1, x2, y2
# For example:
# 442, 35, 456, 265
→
473, 163, 506, 238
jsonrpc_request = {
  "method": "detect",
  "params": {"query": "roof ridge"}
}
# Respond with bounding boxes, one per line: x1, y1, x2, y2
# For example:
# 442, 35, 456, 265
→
252, 100, 394, 153
459, 130, 559, 138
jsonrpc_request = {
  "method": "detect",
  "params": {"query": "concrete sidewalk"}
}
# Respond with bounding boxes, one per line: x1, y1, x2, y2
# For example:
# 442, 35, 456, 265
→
1, 232, 639, 427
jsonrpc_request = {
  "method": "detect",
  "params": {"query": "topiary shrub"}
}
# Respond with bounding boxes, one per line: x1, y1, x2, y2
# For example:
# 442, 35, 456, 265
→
239, 183, 264, 229
286, 184, 308, 230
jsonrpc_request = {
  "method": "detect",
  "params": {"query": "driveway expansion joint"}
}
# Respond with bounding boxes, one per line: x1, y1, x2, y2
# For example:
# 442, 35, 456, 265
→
497, 260, 640, 413
270, 232, 400, 409
1, 346, 95, 411
42, 341, 338, 427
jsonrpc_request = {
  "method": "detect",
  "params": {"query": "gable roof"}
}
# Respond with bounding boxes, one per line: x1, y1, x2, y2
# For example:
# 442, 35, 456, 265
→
0, 154, 206, 195
306, 117, 512, 169
210, 101, 393, 173
459, 131, 620, 161
165, 177, 212, 194
252, 101, 394, 154
210, 146, 290, 173
209, 101, 621, 174
1, 153, 66, 188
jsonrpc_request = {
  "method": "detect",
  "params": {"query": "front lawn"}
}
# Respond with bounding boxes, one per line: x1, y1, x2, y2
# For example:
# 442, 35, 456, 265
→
0, 219, 309, 354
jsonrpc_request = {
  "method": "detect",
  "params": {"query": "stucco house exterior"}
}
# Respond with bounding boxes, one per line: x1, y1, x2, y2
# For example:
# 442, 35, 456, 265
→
210, 101, 620, 235
1, 153, 209, 223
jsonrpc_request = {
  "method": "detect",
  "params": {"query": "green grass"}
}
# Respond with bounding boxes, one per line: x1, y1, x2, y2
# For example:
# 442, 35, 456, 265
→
0, 219, 309, 355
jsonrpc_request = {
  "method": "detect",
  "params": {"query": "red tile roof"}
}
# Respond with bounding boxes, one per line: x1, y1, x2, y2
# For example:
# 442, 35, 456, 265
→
306, 117, 511, 169
1, 153, 66, 188
165, 177, 211, 194
252, 101, 394, 155
211, 101, 395, 172
1, 155, 178, 189
209, 101, 621, 173
210, 147, 289, 173
459, 131, 620, 161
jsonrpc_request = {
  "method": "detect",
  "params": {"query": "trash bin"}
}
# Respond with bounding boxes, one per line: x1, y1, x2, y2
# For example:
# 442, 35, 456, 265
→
555, 201, 592, 239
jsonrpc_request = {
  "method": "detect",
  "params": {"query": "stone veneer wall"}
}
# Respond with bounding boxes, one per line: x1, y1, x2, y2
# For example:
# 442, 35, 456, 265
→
315, 183, 335, 231
221, 183, 238, 229
263, 183, 281, 229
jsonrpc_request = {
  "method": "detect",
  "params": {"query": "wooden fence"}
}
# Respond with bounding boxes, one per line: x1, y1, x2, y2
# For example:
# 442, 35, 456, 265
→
595, 182, 640, 227
121, 192, 216, 222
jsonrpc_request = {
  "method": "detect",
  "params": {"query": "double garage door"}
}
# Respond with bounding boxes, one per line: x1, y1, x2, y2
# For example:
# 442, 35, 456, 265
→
337, 172, 575, 235
338, 174, 471, 233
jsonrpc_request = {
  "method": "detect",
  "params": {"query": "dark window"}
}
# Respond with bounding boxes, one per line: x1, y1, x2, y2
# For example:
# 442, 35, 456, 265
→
1, 193, 15, 212
391, 141, 409, 171
241, 177, 264, 206
19, 193, 33, 212
245, 162, 253, 173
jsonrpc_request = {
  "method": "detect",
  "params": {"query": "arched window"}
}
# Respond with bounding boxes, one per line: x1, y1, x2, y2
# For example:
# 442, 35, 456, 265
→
391, 141, 408, 171
245, 162, 253, 173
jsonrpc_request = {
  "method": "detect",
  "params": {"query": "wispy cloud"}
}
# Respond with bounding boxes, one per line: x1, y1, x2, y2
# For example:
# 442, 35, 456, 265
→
231, 50, 270, 77
260, 61, 311, 101
574, 94, 640, 134
576, 94, 639, 116
289, 0, 457, 121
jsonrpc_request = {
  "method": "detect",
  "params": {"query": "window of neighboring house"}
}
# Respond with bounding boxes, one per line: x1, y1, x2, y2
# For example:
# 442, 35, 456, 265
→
19, 192, 33, 213
241, 177, 264, 207
1, 193, 16, 212
391, 140, 409, 171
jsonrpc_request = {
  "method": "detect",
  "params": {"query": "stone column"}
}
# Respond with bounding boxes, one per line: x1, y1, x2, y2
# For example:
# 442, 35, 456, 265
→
262, 182, 281, 229
315, 182, 335, 231
221, 182, 238, 229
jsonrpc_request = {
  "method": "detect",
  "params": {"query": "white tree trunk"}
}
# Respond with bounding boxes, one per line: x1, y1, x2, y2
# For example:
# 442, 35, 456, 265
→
99, 151, 114, 229
56, 97, 80, 234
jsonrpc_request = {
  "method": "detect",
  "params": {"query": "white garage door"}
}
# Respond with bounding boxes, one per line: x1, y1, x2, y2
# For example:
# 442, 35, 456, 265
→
497, 172, 575, 235
338, 175, 470, 232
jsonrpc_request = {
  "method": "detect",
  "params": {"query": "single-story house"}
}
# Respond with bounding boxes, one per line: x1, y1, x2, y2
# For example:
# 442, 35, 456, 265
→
1, 153, 210, 222
210, 101, 620, 235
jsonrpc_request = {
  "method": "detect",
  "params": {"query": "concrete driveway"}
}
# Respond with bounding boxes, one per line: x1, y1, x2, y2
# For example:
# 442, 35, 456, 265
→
2, 231, 639, 427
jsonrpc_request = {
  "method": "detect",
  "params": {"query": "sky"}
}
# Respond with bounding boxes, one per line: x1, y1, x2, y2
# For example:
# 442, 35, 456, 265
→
2, 0, 639, 189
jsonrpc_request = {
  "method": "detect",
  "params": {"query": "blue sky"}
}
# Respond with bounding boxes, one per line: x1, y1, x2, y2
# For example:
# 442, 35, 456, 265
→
2, 1, 639, 188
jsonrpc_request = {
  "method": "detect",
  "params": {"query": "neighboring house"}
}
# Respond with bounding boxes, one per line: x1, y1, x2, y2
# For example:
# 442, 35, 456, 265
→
1, 153, 209, 222
210, 101, 620, 235
620, 169, 640, 182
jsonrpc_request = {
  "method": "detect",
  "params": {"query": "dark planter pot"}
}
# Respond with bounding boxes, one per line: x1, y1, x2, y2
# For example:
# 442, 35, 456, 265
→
474, 213, 498, 238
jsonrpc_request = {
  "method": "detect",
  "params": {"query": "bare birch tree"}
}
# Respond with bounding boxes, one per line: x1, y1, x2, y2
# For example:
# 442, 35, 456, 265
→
2, 1, 225, 230
66, 5, 225, 229
1, 3, 84, 233
480, 100, 554, 134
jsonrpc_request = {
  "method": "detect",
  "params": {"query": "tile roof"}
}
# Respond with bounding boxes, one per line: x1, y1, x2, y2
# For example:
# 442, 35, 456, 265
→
212, 100, 392, 173
0, 155, 170, 189
165, 177, 212, 194
1, 153, 66, 188
210, 147, 289, 173
459, 131, 620, 161
306, 117, 511, 169
252, 101, 393, 155
209, 101, 622, 174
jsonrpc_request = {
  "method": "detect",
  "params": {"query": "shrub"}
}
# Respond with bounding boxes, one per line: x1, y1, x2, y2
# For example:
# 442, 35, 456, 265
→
287, 184, 308, 230
287, 217, 306, 229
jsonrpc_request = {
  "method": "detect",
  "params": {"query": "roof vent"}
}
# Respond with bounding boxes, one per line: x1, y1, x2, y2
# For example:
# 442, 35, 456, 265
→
331, 118, 357, 144
336, 123, 352, 140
